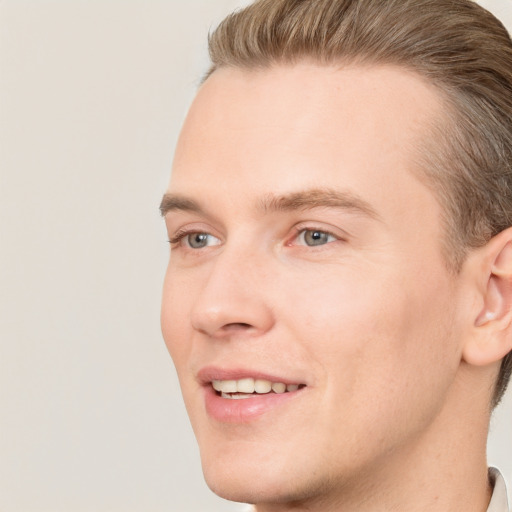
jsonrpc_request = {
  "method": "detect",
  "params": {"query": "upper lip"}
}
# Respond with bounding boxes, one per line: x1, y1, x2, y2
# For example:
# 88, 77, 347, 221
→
197, 366, 306, 386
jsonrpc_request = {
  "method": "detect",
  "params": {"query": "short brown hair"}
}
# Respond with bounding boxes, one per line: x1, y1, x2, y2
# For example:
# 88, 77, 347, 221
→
204, 0, 512, 407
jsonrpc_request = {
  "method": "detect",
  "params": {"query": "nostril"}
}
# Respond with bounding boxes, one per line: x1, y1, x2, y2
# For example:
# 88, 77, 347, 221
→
224, 322, 253, 330
194, 320, 258, 339
191, 285, 275, 337
213, 322, 256, 336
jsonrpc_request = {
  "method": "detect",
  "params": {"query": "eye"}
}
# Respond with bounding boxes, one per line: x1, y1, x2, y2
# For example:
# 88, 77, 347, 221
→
297, 229, 337, 247
186, 232, 221, 249
170, 231, 221, 249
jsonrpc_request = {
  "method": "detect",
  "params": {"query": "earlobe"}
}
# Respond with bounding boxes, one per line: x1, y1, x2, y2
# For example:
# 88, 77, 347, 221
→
462, 229, 512, 367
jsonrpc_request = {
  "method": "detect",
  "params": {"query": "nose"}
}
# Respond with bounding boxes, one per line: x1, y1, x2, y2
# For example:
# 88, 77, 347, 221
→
190, 246, 275, 339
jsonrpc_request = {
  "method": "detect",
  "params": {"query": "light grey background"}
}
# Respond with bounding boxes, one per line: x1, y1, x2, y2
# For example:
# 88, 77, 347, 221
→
0, 1, 510, 511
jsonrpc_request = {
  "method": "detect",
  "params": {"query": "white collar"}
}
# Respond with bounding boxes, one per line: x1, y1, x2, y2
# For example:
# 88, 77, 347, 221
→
488, 468, 510, 512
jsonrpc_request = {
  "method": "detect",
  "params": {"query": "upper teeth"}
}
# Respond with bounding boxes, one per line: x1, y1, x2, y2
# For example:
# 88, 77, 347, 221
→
212, 378, 299, 394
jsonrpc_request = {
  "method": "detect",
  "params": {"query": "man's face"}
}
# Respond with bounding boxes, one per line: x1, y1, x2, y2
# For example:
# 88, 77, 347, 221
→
161, 64, 469, 506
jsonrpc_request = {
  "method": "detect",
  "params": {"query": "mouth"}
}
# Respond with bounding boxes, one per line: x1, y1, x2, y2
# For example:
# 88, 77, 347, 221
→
211, 377, 306, 399
199, 369, 307, 422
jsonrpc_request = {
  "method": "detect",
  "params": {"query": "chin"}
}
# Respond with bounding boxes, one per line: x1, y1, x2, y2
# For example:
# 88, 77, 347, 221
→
203, 466, 316, 507
198, 438, 329, 507
199, 443, 282, 502
204, 468, 284, 505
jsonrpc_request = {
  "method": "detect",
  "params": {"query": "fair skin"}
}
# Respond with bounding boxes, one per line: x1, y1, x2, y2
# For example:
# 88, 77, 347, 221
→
161, 64, 512, 511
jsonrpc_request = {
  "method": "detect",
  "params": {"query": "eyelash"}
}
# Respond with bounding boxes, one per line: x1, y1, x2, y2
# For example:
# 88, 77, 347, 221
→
168, 228, 193, 245
289, 226, 340, 245
168, 228, 212, 246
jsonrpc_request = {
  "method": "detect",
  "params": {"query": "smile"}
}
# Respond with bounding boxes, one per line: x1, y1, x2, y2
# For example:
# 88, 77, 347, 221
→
201, 371, 307, 422
212, 378, 303, 398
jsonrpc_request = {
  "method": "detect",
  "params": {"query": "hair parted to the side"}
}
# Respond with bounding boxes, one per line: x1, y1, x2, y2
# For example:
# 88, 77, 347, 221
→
204, 0, 512, 407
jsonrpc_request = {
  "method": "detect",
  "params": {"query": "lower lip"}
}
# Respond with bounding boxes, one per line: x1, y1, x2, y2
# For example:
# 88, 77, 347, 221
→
203, 385, 302, 423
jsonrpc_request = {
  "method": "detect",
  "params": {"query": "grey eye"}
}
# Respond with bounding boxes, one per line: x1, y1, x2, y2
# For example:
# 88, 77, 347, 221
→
187, 233, 209, 248
186, 233, 221, 249
300, 230, 335, 247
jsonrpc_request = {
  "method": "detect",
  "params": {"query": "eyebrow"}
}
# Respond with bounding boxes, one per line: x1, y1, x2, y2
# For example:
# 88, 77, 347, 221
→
258, 188, 380, 219
159, 188, 381, 220
159, 194, 205, 217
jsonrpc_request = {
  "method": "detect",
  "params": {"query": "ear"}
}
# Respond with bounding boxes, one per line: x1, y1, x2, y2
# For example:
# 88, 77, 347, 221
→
462, 227, 512, 367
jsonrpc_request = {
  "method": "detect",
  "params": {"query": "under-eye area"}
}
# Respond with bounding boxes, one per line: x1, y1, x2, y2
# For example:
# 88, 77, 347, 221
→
212, 378, 306, 399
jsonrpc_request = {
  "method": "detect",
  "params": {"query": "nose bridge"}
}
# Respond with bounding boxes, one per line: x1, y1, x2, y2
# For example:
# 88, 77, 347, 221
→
191, 241, 274, 337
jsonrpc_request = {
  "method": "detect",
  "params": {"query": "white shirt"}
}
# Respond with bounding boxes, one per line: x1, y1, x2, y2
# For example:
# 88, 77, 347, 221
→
488, 468, 510, 512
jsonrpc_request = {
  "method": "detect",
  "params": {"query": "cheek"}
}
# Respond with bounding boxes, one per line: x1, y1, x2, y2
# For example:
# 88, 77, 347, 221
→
282, 264, 460, 412
161, 266, 195, 367
282, 271, 459, 474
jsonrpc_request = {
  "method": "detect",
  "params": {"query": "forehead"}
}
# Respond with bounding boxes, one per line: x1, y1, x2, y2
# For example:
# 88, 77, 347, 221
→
169, 63, 444, 233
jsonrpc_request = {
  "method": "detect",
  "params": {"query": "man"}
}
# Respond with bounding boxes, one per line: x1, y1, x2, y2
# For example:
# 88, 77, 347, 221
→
160, 0, 512, 510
